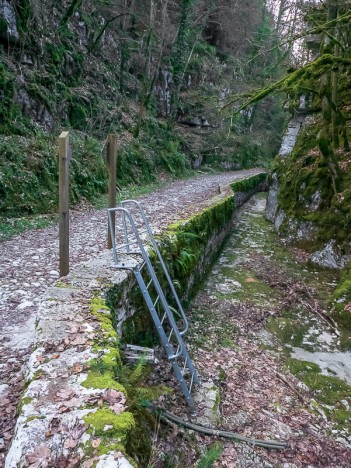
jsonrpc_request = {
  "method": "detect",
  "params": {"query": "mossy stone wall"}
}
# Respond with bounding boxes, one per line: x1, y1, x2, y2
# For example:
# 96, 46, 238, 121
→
114, 173, 267, 343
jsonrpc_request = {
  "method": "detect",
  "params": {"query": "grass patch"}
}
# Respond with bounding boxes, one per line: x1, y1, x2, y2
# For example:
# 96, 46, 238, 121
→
0, 214, 57, 241
197, 442, 223, 468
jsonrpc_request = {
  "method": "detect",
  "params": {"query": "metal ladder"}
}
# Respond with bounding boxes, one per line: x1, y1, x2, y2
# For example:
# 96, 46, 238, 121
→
108, 201, 200, 411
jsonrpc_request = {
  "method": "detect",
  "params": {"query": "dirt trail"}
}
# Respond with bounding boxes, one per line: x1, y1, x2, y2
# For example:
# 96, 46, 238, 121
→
0, 168, 261, 464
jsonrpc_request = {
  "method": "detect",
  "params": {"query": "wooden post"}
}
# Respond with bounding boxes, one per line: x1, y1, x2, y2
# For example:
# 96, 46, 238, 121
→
107, 134, 118, 249
58, 131, 70, 277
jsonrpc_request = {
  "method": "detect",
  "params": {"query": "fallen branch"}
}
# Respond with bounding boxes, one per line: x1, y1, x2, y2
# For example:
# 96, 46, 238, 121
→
146, 404, 287, 450
300, 282, 340, 336
275, 372, 307, 403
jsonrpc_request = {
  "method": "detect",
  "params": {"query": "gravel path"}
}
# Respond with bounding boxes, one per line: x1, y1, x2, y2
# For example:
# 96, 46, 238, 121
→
0, 169, 262, 463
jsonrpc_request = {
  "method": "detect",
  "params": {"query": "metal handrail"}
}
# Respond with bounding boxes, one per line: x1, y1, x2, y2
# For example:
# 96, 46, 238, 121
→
120, 200, 189, 336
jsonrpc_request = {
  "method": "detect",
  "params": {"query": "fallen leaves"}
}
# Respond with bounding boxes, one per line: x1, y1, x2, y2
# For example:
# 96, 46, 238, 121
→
63, 438, 79, 449
102, 389, 126, 415
25, 445, 51, 467
91, 438, 101, 448
71, 362, 83, 373
65, 336, 87, 346
55, 389, 76, 401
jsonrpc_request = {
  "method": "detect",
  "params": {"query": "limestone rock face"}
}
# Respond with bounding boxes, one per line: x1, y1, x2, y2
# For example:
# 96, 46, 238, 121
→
265, 172, 279, 222
0, 0, 19, 41
15, 88, 54, 130
309, 240, 350, 269
278, 115, 305, 157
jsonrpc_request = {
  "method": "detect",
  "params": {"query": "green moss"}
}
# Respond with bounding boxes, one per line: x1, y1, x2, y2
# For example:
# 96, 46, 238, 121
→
17, 395, 33, 414
84, 408, 135, 440
24, 415, 45, 424
158, 194, 236, 298
82, 295, 125, 393
82, 369, 125, 393
304, 373, 351, 405
266, 316, 310, 348
287, 357, 351, 429
22, 396, 33, 406
230, 173, 267, 194
286, 358, 321, 375
331, 408, 351, 425
285, 356, 351, 433
90, 297, 117, 339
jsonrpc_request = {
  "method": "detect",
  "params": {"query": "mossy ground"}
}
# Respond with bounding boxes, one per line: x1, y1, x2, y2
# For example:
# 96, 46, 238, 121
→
197, 193, 351, 440
286, 358, 351, 432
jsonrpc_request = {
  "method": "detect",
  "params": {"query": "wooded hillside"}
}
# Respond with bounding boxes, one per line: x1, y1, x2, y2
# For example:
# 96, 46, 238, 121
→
0, 0, 285, 219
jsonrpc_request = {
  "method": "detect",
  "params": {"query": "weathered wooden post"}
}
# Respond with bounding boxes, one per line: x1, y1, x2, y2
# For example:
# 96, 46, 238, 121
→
58, 131, 70, 277
107, 134, 118, 249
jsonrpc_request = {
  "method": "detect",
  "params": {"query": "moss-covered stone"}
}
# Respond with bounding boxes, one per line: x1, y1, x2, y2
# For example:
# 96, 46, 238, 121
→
230, 172, 267, 194
84, 409, 135, 439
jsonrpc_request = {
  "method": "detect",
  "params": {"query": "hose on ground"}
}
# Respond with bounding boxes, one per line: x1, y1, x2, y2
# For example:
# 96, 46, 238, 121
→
146, 403, 287, 450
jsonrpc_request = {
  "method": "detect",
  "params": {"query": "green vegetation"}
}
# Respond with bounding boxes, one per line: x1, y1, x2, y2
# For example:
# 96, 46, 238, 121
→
266, 315, 310, 348
230, 172, 267, 194
0, 122, 191, 220
83, 409, 135, 456
0, 213, 57, 242
81, 293, 172, 465
0, 132, 107, 216
197, 443, 224, 468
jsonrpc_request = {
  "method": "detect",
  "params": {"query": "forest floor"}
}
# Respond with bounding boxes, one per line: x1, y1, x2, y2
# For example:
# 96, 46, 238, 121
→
0, 168, 261, 465
148, 195, 351, 467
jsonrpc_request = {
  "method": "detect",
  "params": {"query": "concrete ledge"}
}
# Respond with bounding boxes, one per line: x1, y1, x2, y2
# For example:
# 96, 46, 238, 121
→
6, 174, 267, 467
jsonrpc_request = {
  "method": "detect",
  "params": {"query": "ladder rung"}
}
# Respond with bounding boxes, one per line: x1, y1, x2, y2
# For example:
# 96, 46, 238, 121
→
182, 356, 188, 375
116, 241, 139, 250
125, 228, 147, 239
153, 295, 160, 307
160, 312, 167, 325
146, 278, 153, 289
189, 373, 195, 394
168, 328, 174, 341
